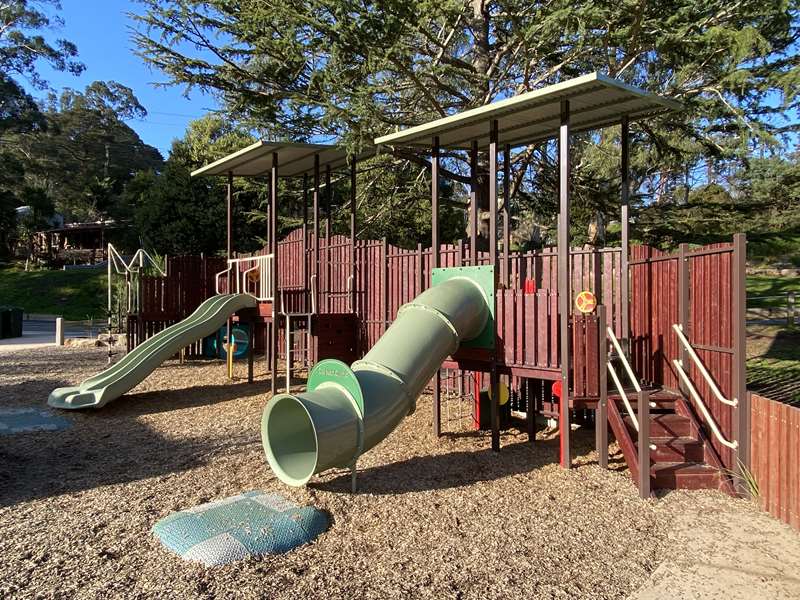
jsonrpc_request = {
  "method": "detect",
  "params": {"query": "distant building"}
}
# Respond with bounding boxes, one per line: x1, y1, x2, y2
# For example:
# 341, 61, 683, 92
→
34, 219, 118, 265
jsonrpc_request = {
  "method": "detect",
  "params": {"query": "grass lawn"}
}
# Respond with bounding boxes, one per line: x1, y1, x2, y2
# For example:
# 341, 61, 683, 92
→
0, 265, 107, 320
746, 275, 800, 308
747, 324, 800, 405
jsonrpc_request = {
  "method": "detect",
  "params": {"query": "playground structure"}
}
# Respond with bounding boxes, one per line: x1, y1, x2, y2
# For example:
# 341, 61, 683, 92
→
57, 73, 752, 499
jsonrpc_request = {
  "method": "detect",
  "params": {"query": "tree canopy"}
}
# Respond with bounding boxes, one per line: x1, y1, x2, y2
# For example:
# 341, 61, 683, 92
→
131, 0, 800, 248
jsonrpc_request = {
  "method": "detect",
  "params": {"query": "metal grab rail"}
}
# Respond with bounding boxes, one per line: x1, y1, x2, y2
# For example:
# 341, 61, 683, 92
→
672, 324, 737, 407
215, 255, 275, 301
107, 243, 167, 319
607, 362, 640, 431
606, 326, 656, 497
607, 326, 641, 393
606, 327, 655, 433
673, 359, 738, 449
310, 274, 318, 315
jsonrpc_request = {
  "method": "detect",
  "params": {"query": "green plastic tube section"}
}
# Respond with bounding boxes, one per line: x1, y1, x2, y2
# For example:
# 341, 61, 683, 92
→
261, 276, 490, 486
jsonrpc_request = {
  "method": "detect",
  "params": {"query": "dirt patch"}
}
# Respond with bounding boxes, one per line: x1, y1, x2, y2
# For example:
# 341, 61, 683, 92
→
0, 346, 796, 599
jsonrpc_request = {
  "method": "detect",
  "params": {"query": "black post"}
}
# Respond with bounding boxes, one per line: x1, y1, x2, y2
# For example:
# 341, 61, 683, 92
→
247, 321, 254, 384
432, 135, 441, 437
732, 233, 750, 494
226, 172, 233, 380
313, 155, 320, 315
597, 305, 608, 468
270, 152, 279, 395
325, 164, 332, 313
489, 120, 500, 452
503, 143, 511, 287
620, 116, 631, 344
638, 389, 651, 498
470, 140, 478, 265
350, 158, 357, 313
303, 173, 309, 300
558, 99, 571, 468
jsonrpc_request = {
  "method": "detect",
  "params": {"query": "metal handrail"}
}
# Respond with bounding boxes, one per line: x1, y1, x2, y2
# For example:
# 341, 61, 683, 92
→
347, 275, 354, 312
216, 255, 274, 300
607, 327, 641, 393
607, 362, 641, 431
129, 248, 166, 276
605, 328, 656, 445
215, 264, 233, 295
672, 324, 737, 407
108, 243, 166, 325
673, 359, 738, 449
310, 274, 318, 315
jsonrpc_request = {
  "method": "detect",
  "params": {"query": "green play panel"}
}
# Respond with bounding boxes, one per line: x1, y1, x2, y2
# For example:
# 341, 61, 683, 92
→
431, 265, 495, 350
308, 359, 365, 415
152, 491, 329, 566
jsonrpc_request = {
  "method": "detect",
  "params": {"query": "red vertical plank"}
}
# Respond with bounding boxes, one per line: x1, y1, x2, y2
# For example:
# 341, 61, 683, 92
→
525, 293, 536, 366
791, 405, 799, 530
537, 292, 548, 367
781, 402, 790, 524
586, 315, 599, 397
504, 289, 514, 365
516, 289, 525, 365
550, 291, 559, 368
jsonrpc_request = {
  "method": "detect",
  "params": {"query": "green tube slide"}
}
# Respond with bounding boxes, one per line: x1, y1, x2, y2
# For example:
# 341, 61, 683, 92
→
261, 266, 494, 487
48, 293, 256, 410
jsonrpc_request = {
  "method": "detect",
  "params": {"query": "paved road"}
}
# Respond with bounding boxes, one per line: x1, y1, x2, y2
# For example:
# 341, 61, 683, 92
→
0, 319, 104, 353
22, 319, 104, 339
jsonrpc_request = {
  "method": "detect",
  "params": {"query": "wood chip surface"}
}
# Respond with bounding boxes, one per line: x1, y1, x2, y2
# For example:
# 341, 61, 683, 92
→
0, 346, 773, 599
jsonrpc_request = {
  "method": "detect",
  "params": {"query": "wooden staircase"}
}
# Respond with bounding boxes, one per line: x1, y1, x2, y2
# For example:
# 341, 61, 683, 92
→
607, 388, 734, 495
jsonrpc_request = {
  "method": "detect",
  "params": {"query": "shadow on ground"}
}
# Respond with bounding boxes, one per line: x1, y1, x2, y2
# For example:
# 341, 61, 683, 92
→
747, 327, 800, 404
0, 380, 264, 508
314, 425, 605, 495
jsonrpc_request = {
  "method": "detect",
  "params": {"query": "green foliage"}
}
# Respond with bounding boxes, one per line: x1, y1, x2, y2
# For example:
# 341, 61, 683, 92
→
0, 1, 83, 89
747, 275, 800, 307
0, 4, 164, 258
634, 152, 800, 250
14, 82, 164, 222
125, 115, 265, 255
0, 264, 106, 320
0, 1, 85, 258
130, 0, 800, 249
747, 326, 800, 405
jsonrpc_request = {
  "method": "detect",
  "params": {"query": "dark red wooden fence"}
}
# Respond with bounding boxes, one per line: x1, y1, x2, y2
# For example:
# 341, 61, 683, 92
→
630, 242, 741, 470
750, 393, 800, 531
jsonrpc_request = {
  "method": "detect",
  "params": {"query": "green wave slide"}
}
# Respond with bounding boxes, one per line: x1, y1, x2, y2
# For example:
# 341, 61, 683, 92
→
261, 266, 494, 487
48, 293, 257, 410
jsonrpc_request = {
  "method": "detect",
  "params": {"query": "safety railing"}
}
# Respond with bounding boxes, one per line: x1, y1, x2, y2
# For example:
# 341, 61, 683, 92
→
107, 244, 167, 319
672, 324, 736, 406
606, 327, 656, 431
671, 323, 738, 450
215, 254, 274, 301
606, 326, 654, 499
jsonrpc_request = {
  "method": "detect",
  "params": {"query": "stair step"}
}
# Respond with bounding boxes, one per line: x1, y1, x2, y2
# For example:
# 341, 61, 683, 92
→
623, 413, 692, 437
640, 436, 705, 462
651, 462, 722, 490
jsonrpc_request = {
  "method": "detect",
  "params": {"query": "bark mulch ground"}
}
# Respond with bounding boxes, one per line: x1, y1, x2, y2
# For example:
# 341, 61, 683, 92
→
0, 346, 780, 599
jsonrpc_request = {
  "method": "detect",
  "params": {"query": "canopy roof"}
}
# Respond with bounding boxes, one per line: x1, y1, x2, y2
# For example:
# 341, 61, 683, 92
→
191, 141, 360, 178
374, 73, 681, 150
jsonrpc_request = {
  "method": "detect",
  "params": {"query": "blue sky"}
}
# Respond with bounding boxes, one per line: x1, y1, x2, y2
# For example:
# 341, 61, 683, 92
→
28, 0, 219, 157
